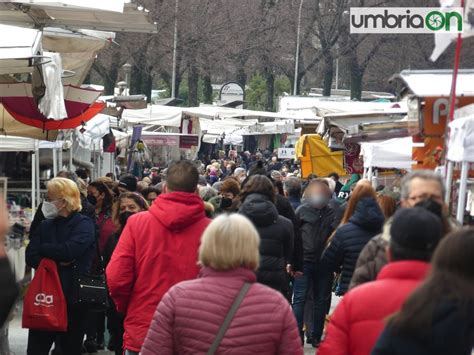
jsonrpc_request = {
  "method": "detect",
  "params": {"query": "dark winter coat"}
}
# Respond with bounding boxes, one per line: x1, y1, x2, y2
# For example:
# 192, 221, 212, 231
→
296, 204, 335, 263
26, 212, 96, 299
239, 193, 294, 294
320, 197, 384, 295
275, 194, 303, 272
372, 301, 474, 355
0, 258, 19, 327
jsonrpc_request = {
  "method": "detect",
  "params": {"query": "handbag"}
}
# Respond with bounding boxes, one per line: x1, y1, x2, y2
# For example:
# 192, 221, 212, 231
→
22, 258, 68, 331
207, 282, 251, 355
72, 221, 108, 311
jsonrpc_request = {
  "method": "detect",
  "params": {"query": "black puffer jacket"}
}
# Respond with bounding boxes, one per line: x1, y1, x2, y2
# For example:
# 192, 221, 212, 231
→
296, 204, 335, 263
239, 193, 294, 294
320, 197, 384, 295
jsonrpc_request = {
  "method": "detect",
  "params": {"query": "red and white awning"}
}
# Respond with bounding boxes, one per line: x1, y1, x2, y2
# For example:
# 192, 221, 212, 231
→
0, 83, 104, 130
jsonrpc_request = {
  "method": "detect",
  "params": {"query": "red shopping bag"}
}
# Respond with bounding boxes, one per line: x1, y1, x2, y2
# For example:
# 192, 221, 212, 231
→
22, 258, 68, 331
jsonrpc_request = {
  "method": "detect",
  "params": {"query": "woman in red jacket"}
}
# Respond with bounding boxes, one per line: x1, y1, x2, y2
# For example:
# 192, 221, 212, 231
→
141, 214, 303, 355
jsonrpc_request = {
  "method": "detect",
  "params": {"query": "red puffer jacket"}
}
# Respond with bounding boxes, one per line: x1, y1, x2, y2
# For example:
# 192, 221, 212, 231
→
106, 192, 210, 352
141, 267, 304, 355
318, 261, 430, 355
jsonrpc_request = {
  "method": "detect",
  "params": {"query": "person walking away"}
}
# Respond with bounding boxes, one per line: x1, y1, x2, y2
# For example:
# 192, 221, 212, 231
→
238, 175, 294, 296
373, 227, 474, 355
350, 170, 450, 289
318, 207, 443, 355
320, 183, 384, 296
106, 160, 210, 354
292, 179, 335, 345
141, 214, 303, 355
25, 178, 95, 355
103, 192, 149, 354
284, 176, 302, 210
84, 181, 117, 352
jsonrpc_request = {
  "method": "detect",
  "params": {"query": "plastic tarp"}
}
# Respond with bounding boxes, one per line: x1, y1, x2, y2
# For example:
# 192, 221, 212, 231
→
123, 105, 183, 127
447, 115, 474, 163
42, 28, 114, 86
0, 24, 43, 75
361, 137, 415, 169
7, 0, 126, 12
74, 113, 111, 149
295, 134, 346, 178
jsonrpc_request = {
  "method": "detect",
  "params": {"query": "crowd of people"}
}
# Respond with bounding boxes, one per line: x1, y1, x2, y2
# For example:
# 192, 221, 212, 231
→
0, 152, 473, 354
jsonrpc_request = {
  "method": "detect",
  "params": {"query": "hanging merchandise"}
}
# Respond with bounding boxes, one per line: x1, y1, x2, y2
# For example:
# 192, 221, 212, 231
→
102, 130, 116, 153
129, 139, 150, 178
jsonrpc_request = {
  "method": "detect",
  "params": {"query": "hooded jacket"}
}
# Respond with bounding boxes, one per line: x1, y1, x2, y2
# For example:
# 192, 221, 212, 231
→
106, 192, 210, 352
320, 197, 384, 295
141, 267, 303, 355
318, 261, 430, 355
239, 193, 294, 294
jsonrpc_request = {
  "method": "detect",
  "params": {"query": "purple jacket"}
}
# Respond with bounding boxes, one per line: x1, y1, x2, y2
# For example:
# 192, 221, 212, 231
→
141, 267, 303, 355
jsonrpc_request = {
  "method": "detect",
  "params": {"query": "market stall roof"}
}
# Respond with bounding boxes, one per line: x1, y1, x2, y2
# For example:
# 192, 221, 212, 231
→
0, 0, 157, 33
392, 69, 474, 97
361, 137, 415, 170
122, 104, 320, 127
0, 24, 43, 75
0, 135, 62, 152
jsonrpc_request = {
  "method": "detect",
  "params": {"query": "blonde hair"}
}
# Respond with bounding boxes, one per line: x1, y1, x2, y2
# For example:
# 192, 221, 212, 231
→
199, 214, 260, 271
47, 177, 82, 213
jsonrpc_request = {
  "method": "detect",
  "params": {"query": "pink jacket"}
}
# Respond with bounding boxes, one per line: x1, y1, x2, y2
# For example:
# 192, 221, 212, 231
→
141, 267, 303, 355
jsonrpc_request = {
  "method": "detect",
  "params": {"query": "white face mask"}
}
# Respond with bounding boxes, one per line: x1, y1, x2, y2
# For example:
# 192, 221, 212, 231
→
42, 201, 59, 219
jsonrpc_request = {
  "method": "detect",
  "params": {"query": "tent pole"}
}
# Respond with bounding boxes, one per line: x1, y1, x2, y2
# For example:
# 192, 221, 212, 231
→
58, 148, 63, 172
456, 161, 469, 224
31, 151, 36, 213
69, 148, 73, 171
36, 146, 40, 205
445, 161, 454, 205
52, 148, 58, 177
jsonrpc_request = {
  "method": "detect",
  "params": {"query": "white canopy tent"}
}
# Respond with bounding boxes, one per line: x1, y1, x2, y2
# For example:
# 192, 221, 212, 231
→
446, 107, 474, 223
361, 137, 415, 170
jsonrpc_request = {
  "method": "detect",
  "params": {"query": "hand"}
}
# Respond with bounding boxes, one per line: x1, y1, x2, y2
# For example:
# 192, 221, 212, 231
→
293, 271, 304, 278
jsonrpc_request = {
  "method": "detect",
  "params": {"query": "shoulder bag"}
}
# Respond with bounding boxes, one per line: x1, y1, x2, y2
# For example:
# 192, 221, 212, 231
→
72, 217, 108, 310
207, 282, 251, 355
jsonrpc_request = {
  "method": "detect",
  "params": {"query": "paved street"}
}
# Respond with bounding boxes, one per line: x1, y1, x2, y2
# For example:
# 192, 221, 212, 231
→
7, 301, 330, 355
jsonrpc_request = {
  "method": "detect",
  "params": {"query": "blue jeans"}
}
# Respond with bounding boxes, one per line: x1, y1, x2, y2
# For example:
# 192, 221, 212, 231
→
292, 262, 333, 341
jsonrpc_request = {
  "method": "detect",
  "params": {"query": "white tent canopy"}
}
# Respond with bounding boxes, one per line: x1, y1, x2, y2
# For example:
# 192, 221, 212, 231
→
447, 114, 474, 163
0, 24, 43, 75
361, 137, 415, 170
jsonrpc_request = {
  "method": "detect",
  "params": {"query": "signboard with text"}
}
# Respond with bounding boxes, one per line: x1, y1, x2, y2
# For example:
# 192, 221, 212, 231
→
277, 148, 296, 159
